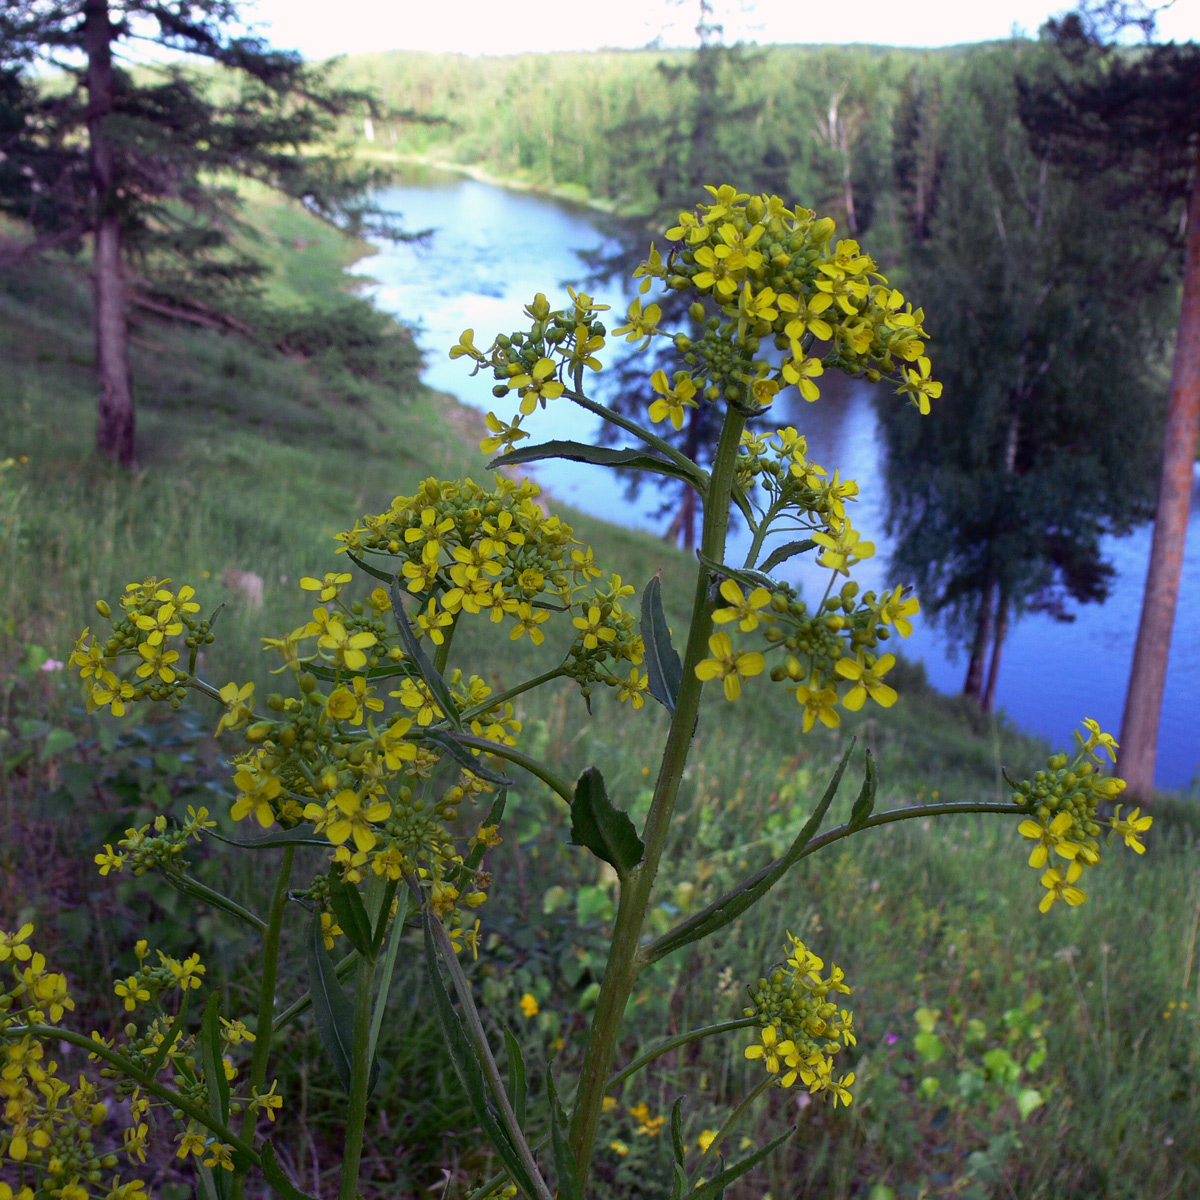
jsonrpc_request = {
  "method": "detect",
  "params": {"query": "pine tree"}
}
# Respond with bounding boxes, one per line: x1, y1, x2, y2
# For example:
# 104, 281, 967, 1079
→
0, 0, 397, 467
1016, 1, 1200, 796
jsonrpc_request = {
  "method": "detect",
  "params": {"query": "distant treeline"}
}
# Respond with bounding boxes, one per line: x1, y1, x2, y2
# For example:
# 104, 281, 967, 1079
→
330, 41, 1015, 252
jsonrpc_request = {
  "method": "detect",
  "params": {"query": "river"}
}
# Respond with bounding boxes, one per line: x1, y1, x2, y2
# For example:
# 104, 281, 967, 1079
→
361, 167, 1200, 791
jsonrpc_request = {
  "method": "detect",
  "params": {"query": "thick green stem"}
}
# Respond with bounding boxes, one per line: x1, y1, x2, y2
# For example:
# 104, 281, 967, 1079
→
568, 405, 747, 1182
337, 953, 377, 1200
231, 845, 294, 1200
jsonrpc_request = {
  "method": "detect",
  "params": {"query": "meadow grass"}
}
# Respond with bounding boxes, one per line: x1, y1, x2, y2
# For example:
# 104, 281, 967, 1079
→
1, 201, 1196, 1199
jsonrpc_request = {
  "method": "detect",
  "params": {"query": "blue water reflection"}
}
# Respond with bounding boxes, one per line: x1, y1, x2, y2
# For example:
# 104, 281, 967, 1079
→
362, 170, 1200, 790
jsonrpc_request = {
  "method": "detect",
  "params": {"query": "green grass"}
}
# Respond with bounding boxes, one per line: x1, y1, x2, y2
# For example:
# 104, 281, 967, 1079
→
1, 192, 1195, 1200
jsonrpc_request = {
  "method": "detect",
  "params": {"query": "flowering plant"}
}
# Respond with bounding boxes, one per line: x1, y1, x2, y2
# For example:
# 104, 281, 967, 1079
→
1, 186, 1147, 1200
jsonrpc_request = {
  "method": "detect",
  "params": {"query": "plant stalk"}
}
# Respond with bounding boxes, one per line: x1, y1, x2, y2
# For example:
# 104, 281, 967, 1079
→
337, 952, 378, 1200
567, 404, 747, 1182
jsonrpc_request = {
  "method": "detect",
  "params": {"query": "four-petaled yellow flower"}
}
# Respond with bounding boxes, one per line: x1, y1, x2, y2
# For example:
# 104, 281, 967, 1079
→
1110, 805, 1152, 854
712, 579, 773, 632
695, 632, 765, 701
512, 357, 564, 415
835, 654, 898, 711
1039, 862, 1087, 913
648, 369, 698, 431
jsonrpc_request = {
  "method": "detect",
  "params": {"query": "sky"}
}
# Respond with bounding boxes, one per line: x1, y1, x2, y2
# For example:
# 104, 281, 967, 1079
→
241, 0, 1199, 59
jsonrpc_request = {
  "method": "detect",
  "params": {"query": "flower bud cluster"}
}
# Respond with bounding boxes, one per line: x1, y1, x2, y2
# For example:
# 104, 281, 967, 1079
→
743, 934, 856, 1106
1014, 720, 1146, 913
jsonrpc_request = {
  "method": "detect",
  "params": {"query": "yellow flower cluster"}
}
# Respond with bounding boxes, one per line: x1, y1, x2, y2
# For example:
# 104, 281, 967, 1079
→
69, 579, 209, 719
635, 183, 941, 413
1014, 720, 1147, 913
743, 934, 856, 1106
0, 927, 149, 1200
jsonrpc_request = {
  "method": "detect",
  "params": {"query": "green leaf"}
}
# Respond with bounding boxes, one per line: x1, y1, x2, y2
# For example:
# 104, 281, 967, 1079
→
202, 826, 331, 851
389, 577, 463, 730
640, 574, 683, 714
1016, 1087, 1044, 1120
696, 551, 782, 596
757, 539, 817, 575
344, 549, 399, 583
368, 888, 409, 1065
422, 918, 541, 1199
260, 1140, 321, 1200
305, 913, 357, 1094
547, 1070, 583, 1200
848, 750, 877, 829
490, 441, 703, 491
328, 868, 374, 959
670, 1097, 686, 1169
419, 729, 514, 787
41, 727, 77, 759
199, 991, 230, 1126
643, 743, 854, 962
914, 1030, 945, 1062
570, 767, 644, 880
503, 1027, 527, 1129
914, 1007, 938, 1033
689, 1128, 794, 1199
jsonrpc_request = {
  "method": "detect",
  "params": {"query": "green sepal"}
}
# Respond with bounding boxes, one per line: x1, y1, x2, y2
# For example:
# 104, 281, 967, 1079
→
547, 1070, 583, 1200
570, 766, 644, 880
328, 867, 374, 959
643, 742, 855, 963
305, 913, 378, 1096
758, 538, 817, 575
260, 1140, 321, 1200
848, 749, 877, 829
503, 1026, 527, 1129
689, 1128, 794, 1199
490, 440, 704, 492
422, 917, 541, 1199
198, 991, 230, 1127
389, 577, 463, 730
640, 574, 683, 714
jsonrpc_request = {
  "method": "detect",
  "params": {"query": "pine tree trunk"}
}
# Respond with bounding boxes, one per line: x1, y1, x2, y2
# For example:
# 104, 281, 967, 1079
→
982, 592, 1009, 715
86, 0, 135, 467
964, 573, 995, 702
1117, 150, 1200, 798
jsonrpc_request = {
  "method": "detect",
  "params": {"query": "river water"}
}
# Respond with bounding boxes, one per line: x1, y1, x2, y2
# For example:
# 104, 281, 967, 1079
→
361, 168, 1200, 790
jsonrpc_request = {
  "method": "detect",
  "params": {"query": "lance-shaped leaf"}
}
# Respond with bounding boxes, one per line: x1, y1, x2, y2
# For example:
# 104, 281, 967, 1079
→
199, 991, 230, 1126
203, 826, 330, 851
328, 868, 374, 959
547, 1070, 583, 1200
490, 441, 704, 492
641, 743, 855, 963
419, 729, 514, 788
696, 552, 782, 596
848, 749, 877, 829
758, 538, 817, 576
305, 914, 378, 1096
260, 1141, 321, 1200
389, 577, 463, 730
570, 767, 644, 880
344, 549, 398, 583
689, 1128, 795, 1199
503, 1027, 527, 1129
670, 1097, 687, 1171
422, 918, 542, 1199
640, 574, 682, 714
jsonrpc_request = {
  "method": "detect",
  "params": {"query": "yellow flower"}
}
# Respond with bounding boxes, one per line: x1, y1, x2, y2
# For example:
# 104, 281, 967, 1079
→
135, 640, 180, 683
1018, 812, 1077, 869
1110, 805, 1152, 854
609, 1140, 629, 1157
1080, 717, 1119, 763
745, 1025, 790, 1074
875, 585, 920, 637
300, 571, 353, 602
1039, 861, 1087, 913
613, 296, 662, 348
176, 1125, 208, 1160
0, 923, 34, 962
790, 684, 841, 732
712, 579, 773, 632
324, 790, 391, 853
697, 1129, 718, 1153
835, 654, 898, 711
480, 411, 529, 457
572, 606, 617, 650
512, 357, 564, 416
616, 667, 648, 708
519, 993, 539, 1018
115, 976, 150, 1012
812, 522, 874, 575
231, 761, 282, 828
249, 1080, 283, 1122
449, 328, 486, 362
216, 681, 255, 735
898, 355, 942, 415
648, 369, 698, 431
601, 1096, 618, 1113
695, 632, 764, 701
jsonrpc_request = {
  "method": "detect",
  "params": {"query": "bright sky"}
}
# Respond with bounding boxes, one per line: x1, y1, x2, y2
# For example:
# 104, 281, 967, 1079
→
242, 0, 1199, 59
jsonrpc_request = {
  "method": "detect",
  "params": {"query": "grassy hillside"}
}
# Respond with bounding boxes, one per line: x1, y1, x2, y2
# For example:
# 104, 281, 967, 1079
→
1, 189, 1196, 1200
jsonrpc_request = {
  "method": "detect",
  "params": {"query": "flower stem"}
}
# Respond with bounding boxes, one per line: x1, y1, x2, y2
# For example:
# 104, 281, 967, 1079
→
699, 1075, 774, 1169
337, 952, 378, 1200
231, 844, 294, 1200
567, 403, 747, 1183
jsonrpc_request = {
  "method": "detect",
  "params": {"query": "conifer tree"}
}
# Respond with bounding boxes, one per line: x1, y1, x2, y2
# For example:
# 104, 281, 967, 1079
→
0, 0, 395, 467
1017, 1, 1200, 795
